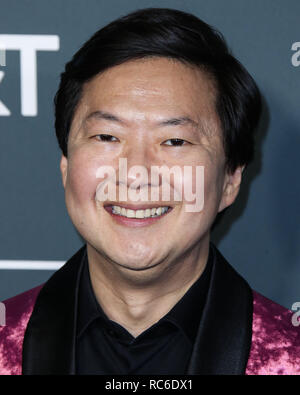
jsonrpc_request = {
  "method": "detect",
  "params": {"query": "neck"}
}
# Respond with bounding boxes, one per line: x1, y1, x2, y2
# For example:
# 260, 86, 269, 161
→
87, 238, 210, 337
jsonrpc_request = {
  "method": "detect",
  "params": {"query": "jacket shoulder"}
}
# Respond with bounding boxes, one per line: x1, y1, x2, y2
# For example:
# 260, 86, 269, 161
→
0, 285, 43, 375
246, 291, 300, 375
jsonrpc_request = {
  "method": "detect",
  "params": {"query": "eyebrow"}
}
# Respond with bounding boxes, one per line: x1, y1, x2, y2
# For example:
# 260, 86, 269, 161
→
158, 116, 198, 128
83, 110, 200, 130
84, 110, 124, 124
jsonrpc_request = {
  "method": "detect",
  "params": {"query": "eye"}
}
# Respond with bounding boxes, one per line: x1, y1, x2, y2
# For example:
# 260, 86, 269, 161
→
163, 138, 188, 146
94, 134, 119, 142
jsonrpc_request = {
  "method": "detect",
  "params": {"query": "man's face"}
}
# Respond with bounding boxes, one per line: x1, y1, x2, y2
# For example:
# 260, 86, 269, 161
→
60, 57, 241, 276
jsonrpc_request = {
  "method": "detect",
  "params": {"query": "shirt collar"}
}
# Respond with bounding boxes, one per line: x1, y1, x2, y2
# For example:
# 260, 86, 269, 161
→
77, 243, 214, 344
162, 246, 214, 342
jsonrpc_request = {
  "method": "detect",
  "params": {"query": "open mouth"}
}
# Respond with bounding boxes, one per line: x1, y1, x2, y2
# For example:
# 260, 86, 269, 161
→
104, 204, 172, 225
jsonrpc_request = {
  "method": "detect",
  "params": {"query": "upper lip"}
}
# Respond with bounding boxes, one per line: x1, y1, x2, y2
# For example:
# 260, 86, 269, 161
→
103, 203, 173, 210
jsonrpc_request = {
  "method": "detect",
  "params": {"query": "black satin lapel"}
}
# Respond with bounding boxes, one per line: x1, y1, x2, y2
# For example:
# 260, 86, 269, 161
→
187, 245, 253, 375
22, 246, 86, 375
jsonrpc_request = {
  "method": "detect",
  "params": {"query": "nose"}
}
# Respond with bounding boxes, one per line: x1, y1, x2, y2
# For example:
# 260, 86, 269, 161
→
118, 142, 158, 190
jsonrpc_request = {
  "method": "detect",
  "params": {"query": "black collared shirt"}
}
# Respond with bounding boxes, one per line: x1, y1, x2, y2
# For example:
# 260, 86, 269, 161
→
75, 246, 214, 375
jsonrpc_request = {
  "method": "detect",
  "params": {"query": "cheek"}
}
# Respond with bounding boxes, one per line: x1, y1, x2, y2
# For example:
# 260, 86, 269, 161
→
181, 163, 223, 215
179, 158, 223, 209
178, 166, 224, 242
65, 151, 104, 206
203, 165, 225, 210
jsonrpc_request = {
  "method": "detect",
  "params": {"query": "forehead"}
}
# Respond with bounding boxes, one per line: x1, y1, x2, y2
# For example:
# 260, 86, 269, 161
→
76, 57, 218, 125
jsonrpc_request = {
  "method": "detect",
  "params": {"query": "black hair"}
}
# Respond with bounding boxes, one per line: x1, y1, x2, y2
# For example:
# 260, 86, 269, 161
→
54, 8, 261, 173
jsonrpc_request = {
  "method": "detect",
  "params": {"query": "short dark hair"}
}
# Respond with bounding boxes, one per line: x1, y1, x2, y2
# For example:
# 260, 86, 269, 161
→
54, 8, 261, 173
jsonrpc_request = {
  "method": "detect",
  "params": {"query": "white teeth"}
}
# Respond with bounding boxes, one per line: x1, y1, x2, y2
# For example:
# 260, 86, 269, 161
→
156, 207, 162, 216
126, 209, 135, 218
111, 205, 169, 219
136, 210, 144, 219
114, 205, 121, 214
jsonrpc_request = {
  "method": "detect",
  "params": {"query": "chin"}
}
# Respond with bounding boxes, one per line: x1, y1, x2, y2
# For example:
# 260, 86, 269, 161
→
88, 237, 166, 270
118, 262, 158, 273
112, 253, 159, 271
112, 259, 167, 286
102, 246, 163, 271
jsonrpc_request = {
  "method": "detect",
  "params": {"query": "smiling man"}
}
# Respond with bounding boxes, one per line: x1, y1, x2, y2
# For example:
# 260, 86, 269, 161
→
0, 8, 299, 375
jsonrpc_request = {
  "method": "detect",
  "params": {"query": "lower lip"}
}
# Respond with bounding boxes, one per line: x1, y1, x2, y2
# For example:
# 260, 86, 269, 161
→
104, 206, 171, 227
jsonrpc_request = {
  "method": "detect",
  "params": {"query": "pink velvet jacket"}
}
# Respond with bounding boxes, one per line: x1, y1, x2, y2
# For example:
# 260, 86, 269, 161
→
0, 285, 299, 375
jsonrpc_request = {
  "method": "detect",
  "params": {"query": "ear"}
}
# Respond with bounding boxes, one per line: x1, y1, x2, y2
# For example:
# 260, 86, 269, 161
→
60, 155, 68, 188
218, 165, 244, 213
